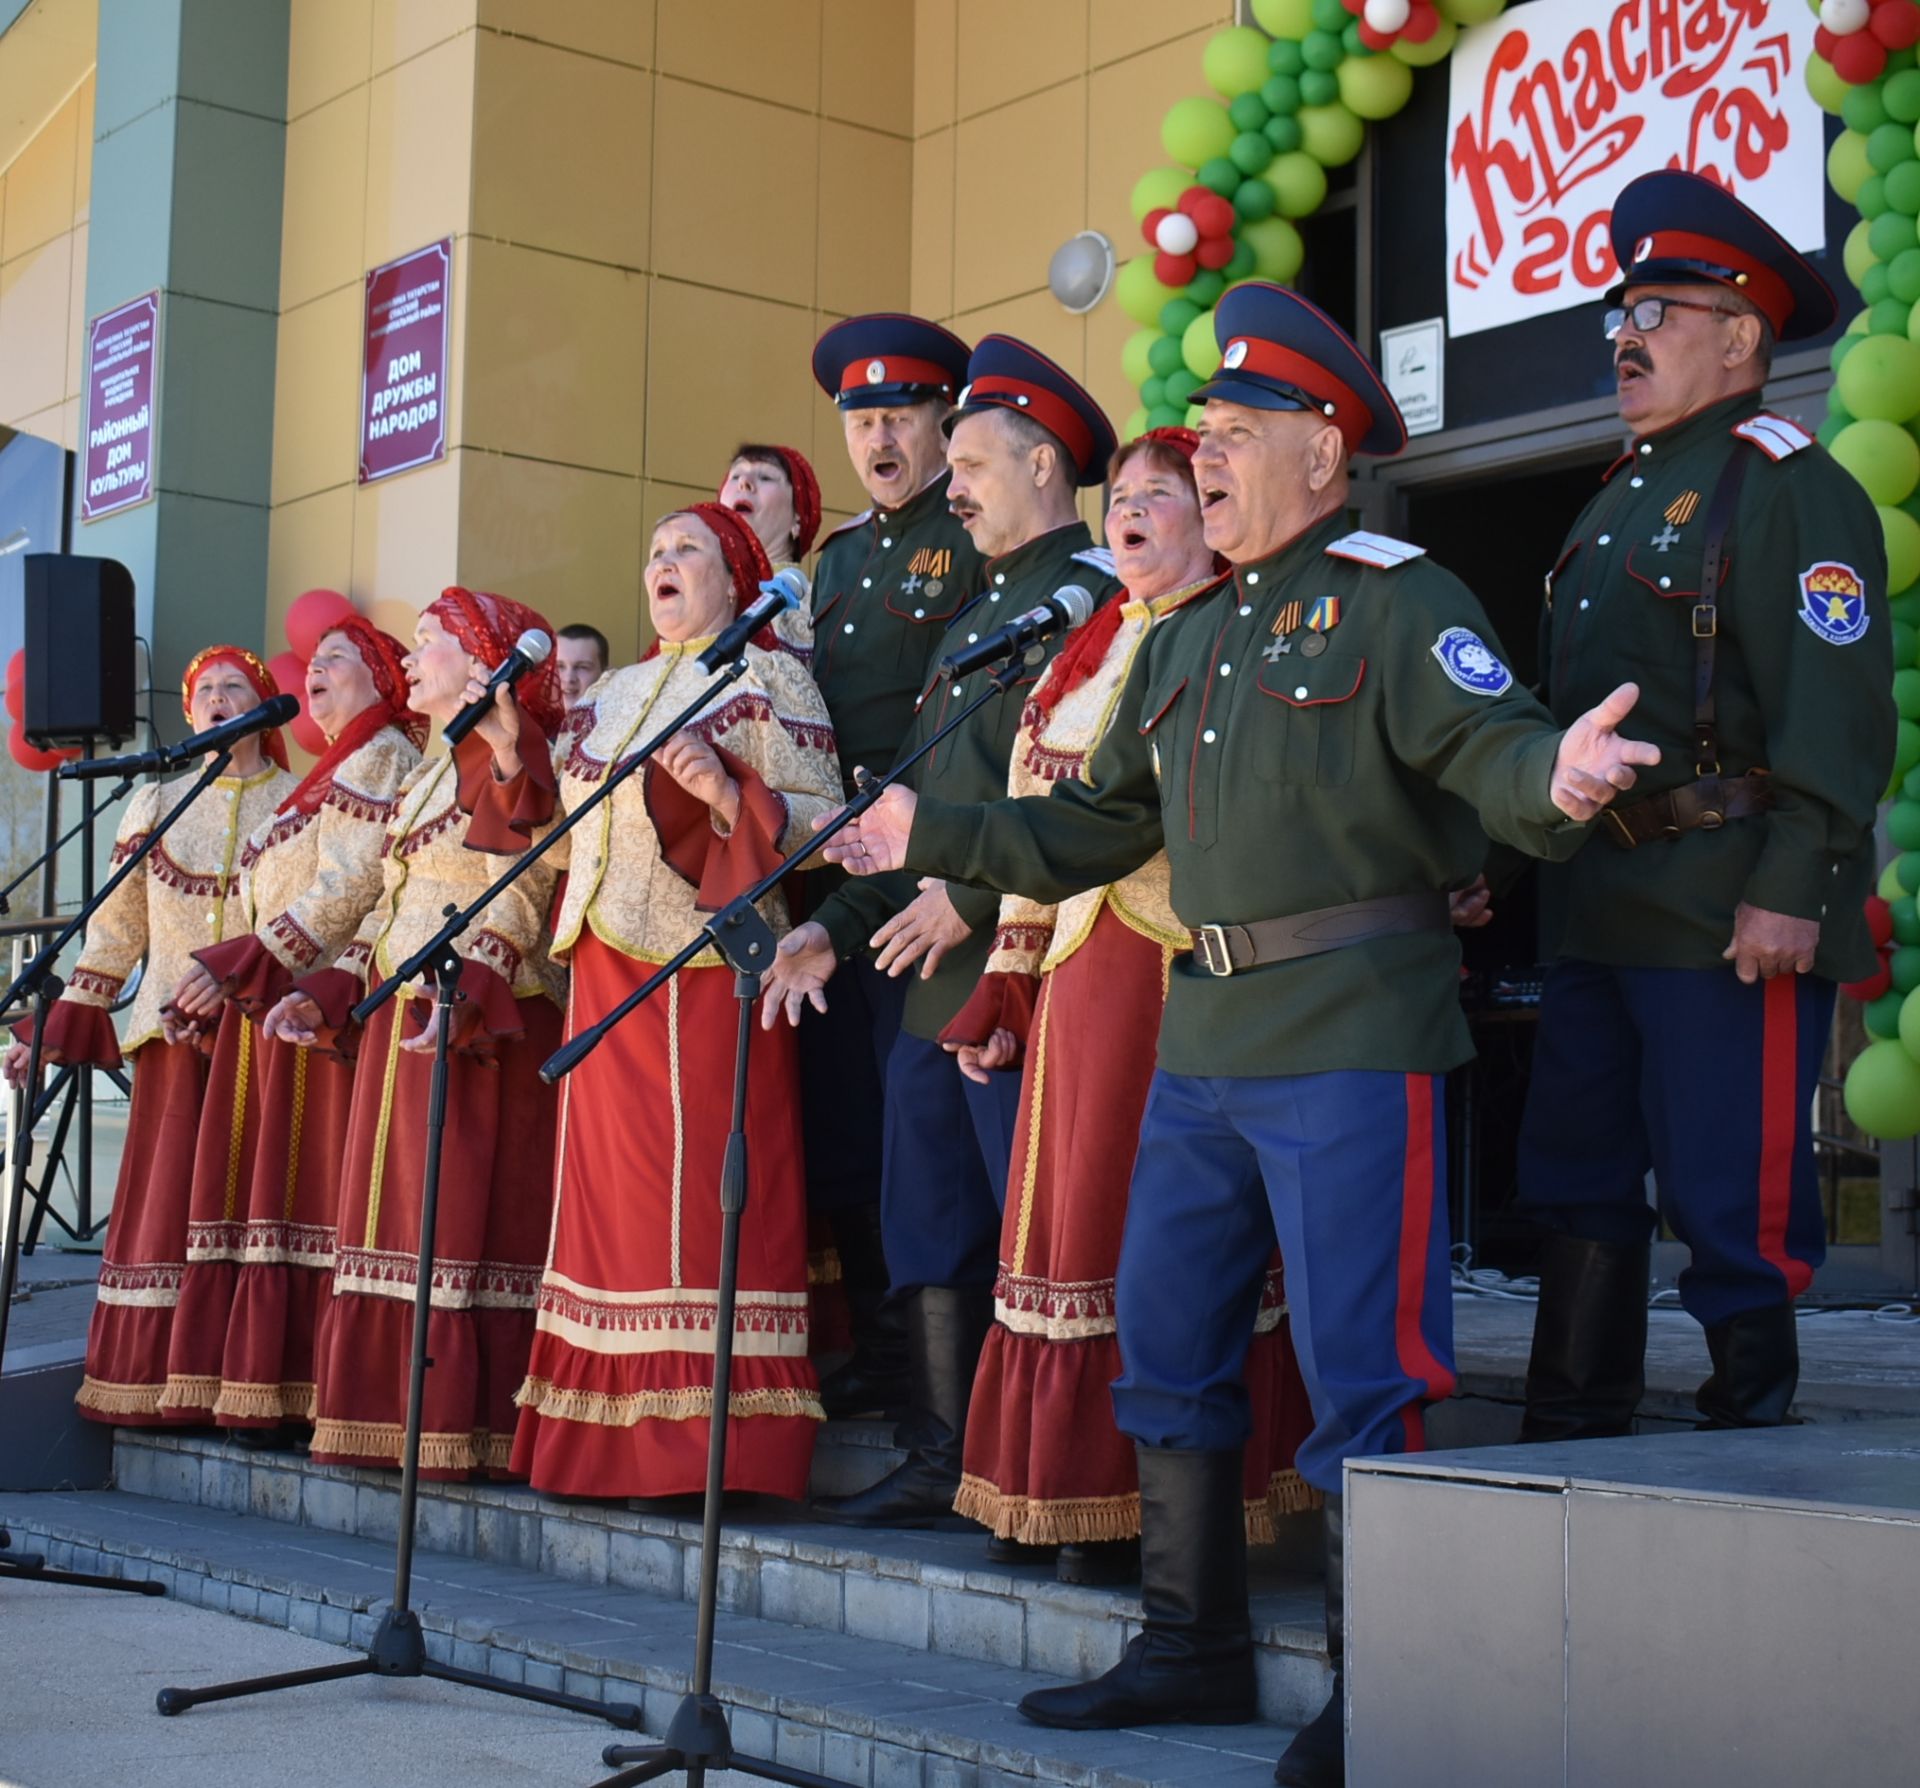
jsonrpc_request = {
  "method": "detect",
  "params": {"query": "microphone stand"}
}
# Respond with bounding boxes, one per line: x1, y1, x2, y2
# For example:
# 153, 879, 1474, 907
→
0, 753, 227, 1598
0, 772, 134, 919
152, 655, 758, 1725
568, 650, 1035, 1788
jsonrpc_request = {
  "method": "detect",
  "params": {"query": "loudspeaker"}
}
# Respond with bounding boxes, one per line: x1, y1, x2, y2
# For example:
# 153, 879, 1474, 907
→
23, 553, 135, 745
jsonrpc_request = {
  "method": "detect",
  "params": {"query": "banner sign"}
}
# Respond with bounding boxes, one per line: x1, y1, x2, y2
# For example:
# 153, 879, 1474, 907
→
80, 291, 159, 522
359, 238, 450, 484
1445, 0, 1823, 339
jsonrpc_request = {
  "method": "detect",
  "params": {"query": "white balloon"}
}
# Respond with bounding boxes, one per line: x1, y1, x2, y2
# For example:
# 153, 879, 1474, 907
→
1364, 0, 1413, 31
1155, 212, 1200, 256
1821, 0, 1871, 33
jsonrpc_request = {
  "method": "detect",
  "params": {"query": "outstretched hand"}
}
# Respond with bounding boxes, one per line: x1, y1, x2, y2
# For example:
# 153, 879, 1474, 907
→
1550, 682, 1661, 822
817, 780, 917, 876
759, 921, 837, 1029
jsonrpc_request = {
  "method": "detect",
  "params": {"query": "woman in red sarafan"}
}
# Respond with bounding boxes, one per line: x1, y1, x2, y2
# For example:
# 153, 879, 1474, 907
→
941, 431, 1319, 1584
5, 648, 295, 1423
158, 617, 425, 1430
468, 504, 842, 1500
267, 589, 569, 1478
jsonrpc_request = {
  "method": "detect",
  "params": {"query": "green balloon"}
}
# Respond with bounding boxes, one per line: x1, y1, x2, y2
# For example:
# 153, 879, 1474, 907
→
1885, 504, 1920, 594
1231, 131, 1275, 176
1338, 50, 1415, 121
1891, 247, 1920, 303
1235, 176, 1277, 220
1341, 21, 1367, 57
1265, 114, 1304, 153
1866, 267, 1895, 306
1875, 296, 1915, 336
1846, 85, 1892, 136
1298, 101, 1366, 168
1160, 297, 1202, 336
1165, 369, 1202, 406
1391, 17, 1458, 66
1861, 174, 1892, 221
1268, 149, 1330, 218
1833, 419, 1920, 505
1229, 91, 1271, 133
1866, 1032, 1920, 1136
1253, 0, 1314, 38
1901, 717, 1920, 781
1437, 0, 1509, 21
1310, 0, 1349, 28
1186, 268, 1228, 307
1887, 68, 1920, 124
1904, 855, 1920, 898
1871, 120, 1916, 173
1263, 74, 1302, 117
1808, 53, 1849, 119
1148, 333, 1188, 378
1182, 306, 1222, 381
1145, 402, 1187, 429
1162, 96, 1237, 169
1895, 47, 1919, 75
1241, 214, 1306, 283
1872, 210, 1919, 265
1819, 413, 1850, 450
1226, 240, 1257, 280
1298, 68, 1338, 107
1846, 218, 1881, 291
1117, 255, 1179, 328
1838, 333, 1920, 421
1266, 34, 1306, 77
1889, 161, 1920, 218
1301, 29, 1345, 72
1906, 763, 1920, 803
1122, 329, 1158, 389
1199, 156, 1242, 196
1830, 130, 1875, 205
1205, 25, 1275, 98
1141, 375, 1167, 409
1894, 618, 1918, 669
1894, 588, 1920, 626
1895, 895, 1920, 945
1833, 335, 1861, 375
1131, 167, 1192, 224
1122, 405, 1149, 443
1892, 766, 1920, 817
1867, 990, 1908, 1040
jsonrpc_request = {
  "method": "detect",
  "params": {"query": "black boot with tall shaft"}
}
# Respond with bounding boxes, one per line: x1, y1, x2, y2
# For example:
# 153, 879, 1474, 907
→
817, 1200, 911, 1421
1520, 1233, 1650, 1443
1272, 1493, 1343, 1787
1697, 1301, 1800, 1427
1017, 1446, 1258, 1730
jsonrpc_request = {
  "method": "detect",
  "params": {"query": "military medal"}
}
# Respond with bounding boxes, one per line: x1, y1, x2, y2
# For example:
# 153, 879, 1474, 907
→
1272, 599, 1303, 638
1664, 490, 1701, 526
1301, 633, 1328, 657
1302, 595, 1339, 654
924, 577, 943, 597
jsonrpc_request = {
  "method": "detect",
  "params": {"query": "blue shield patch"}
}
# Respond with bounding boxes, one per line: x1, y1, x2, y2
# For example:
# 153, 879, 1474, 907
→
1431, 626, 1514, 697
1798, 561, 1869, 646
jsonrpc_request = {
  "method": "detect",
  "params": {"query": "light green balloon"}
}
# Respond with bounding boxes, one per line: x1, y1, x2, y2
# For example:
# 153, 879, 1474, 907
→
1122, 406, 1150, 443
1843, 1038, 1920, 1139
1883, 855, 1913, 902
1833, 419, 1920, 505
1131, 167, 1191, 225
1392, 19, 1459, 66
1338, 50, 1414, 121
1116, 255, 1179, 329
1830, 130, 1874, 205
1901, 991, 1920, 1063
1182, 306, 1222, 381
1297, 102, 1365, 168
1122, 329, 1159, 390
1899, 715, 1920, 780
1204, 26, 1273, 98
1268, 150, 1330, 219
1240, 215, 1307, 283
1252, 0, 1316, 36
1885, 504, 1920, 595
1437, 0, 1506, 22
1163, 96, 1238, 169
1808, 53, 1849, 119
1846, 217, 1881, 290
1839, 332, 1920, 422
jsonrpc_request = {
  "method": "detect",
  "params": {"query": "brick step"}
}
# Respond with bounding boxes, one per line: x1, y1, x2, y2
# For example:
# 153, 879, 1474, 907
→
110, 1428, 1333, 1728
0, 1486, 1300, 1788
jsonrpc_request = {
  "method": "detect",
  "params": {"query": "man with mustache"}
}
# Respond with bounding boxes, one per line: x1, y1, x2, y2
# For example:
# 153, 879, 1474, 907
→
768, 336, 1124, 1528
1515, 173, 1893, 1446
798, 316, 981, 1425
814, 286, 1658, 1785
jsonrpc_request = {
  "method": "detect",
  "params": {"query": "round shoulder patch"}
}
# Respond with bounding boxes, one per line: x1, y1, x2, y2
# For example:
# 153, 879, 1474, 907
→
1798, 561, 1870, 646
1431, 625, 1514, 697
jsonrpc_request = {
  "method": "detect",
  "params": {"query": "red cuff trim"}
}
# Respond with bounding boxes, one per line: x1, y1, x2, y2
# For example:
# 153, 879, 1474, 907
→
401, 959, 525, 1063
937, 971, 1040, 1051
17, 1002, 124, 1071
194, 935, 294, 1017
292, 966, 366, 1065
457, 715, 557, 853
646, 745, 787, 913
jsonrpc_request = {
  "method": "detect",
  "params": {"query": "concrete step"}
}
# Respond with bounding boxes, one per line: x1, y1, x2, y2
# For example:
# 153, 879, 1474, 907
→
109, 1428, 1332, 1728
0, 1485, 1301, 1788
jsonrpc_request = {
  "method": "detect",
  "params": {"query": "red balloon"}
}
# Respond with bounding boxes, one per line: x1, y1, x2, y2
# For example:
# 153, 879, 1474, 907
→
1868, 894, 1896, 948
1842, 964, 1895, 1003
1178, 184, 1213, 212
4, 649, 22, 696
1142, 206, 1172, 246
1196, 235, 1236, 270
284, 588, 355, 663
1834, 29, 1891, 82
268, 648, 324, 758
4, 682, 20, 725
1187, 192, 1236, 239
1403, 2, 1441, 43
1154, 249, 1199, 287
1873, 0, 1920, 51
9, 719, 65, 773
1341, 0, 1366, 13
290, 709, 328, 757
1358, 20, 1395, 50
1815, 24, 1839, 61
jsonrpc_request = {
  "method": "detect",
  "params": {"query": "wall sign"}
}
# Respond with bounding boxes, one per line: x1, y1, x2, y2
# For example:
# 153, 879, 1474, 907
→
1445, 0, 1823, 339
1379, 318, 1445, 437
80, 291, 160, 522
360, 238, 450, 484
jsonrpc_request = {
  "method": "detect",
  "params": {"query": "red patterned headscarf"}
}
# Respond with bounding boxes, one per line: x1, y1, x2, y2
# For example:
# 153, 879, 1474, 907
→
676, 502, 775, 607
278, 616, 427, 817
720, 446, 821, 561
426, 587, 564, 739
180, 644, 288, 770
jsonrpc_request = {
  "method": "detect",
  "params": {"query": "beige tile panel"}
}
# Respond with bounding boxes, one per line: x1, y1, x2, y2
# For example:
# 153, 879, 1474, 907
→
0, 234, 74, 423
470, 31, 650, 272
5, 399, 67, 452
817, 120, 908, 320
811, 399, 870, 521
270, 283, 362, 507
351, 441, 463, 608
459, 237, 646, 476
955, 0, 1085, 120
65, 220, 87, 402
279, 85, 371, 312
1083, 287, 1141, 452
371, 0, 479, 74
950, 286, 1086, 390
289, 0, 373, 117
655, 0, 818, 111
73, 72, 93, 224
649, 79, 815, 304
478, 0, 654, 67
1086, 30, 1214, 269
459, 451, 644, 656
1, 87, 78, 263
1095, 0, 1233, 67
951, 80, 1086, 316
821, 0, 914, 137
266, 484, 357, 637
912, 0, 956, 137
908, 126, 953, 322
365, 29, 476, 266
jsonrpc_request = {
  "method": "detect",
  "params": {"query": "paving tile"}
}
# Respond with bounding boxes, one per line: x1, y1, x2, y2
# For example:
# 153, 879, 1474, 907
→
930, 1584, 1025, 1668
845, 1572, 931, 1650
607, 1529, 684, 1598
539, 1517, 610, 1585
760, 1556, 846, 1632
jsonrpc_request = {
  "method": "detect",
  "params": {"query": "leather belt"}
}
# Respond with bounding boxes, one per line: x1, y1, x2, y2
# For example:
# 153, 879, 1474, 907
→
1189, 892, 1450, 978
1601, 769, 1772, 849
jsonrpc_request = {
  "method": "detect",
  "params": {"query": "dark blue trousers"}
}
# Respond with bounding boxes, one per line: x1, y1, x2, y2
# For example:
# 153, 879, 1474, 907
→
798, 957, 908, 1213
1112, 1068, 1455, 1495
1516, 960, 1835, 1329
879, 1029, 1021, 1295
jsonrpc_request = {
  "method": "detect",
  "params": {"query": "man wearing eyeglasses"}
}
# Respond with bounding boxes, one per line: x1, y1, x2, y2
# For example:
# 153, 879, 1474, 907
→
1516, 170, 1895, 1444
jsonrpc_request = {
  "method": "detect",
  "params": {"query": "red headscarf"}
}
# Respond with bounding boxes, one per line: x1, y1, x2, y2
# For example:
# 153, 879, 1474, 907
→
677, 502, 775, 607
278, 616, 427, 817
180, 644, 289, 770
426, 587, 565, 739
720, 446, 820, 562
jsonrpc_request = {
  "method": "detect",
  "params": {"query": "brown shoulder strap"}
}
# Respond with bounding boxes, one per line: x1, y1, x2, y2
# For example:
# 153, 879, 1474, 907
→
1691, 445, 1752, 779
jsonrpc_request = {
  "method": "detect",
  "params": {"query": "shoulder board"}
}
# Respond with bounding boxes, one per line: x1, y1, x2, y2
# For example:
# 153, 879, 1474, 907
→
1070, 545, 1117, 576
818, 508, 875, 545
1324, 530, 1427, 569
1732, 414, 1814, 462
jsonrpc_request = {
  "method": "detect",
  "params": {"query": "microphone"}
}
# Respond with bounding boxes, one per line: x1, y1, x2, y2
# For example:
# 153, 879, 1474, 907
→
939, 584, 1096, 680
697, 565, 810, 673
442, 628, 554, 747
58, 695, 301, 781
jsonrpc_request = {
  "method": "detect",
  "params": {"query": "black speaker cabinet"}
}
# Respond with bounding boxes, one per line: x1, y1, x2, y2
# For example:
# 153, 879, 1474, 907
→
24, 553, 135, 745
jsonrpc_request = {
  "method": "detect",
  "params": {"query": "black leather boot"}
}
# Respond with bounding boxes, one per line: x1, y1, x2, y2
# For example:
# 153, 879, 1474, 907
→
1018, 1447, 1258, 1729
1519, 1233, 1650, 1443
817, 1201, 911, 1422
1056, 1538, 1140, 1587
811, 1286, 990, 1526
1273, 1493, 1343, 1787
1697, 1302, 1800, 1427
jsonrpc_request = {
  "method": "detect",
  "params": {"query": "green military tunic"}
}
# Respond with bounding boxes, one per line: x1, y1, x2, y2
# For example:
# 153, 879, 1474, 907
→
1539, 392, 1893, 982
814, 519, 1123, 1040
905, 512, 1587, 1079
810, 470, 986, 793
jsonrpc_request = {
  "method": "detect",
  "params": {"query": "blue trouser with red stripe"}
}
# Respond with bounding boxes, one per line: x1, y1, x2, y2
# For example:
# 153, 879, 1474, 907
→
1111, 1068, 1455, 1496
1515, 961, 1835, 1328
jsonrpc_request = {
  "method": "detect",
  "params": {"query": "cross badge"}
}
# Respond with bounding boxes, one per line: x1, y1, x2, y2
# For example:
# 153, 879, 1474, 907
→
899, 572, 923, 596
1262, 634, 1291, 662
1650, 523, 1683, 553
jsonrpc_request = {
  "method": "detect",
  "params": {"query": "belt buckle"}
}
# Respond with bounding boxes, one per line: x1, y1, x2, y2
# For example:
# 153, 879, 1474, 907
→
1196, 924, 1235, 977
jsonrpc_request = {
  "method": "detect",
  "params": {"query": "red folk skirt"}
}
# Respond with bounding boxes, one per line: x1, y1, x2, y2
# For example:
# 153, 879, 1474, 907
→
309, 990, 560, 1478
955, 904, 1320, 1547
510, 932, 821, 1500
75, 1039, 208, 1424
